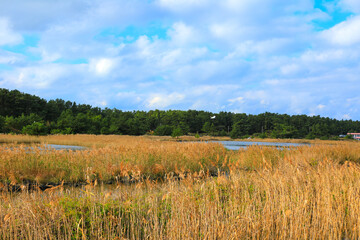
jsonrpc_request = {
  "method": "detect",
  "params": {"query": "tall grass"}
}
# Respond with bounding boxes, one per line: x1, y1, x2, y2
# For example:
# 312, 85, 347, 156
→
0, 135, 231, 185
0, 134, 359, 185
0, 135, 360, 239
1, 154, 360, 239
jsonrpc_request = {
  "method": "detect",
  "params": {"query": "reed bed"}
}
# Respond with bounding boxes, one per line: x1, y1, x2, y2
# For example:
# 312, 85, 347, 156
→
0, 135, 360, 239
0, 140, 228, 186
1, 153, 360, 239
0, 134, 359, 186
0, 133, 332, 147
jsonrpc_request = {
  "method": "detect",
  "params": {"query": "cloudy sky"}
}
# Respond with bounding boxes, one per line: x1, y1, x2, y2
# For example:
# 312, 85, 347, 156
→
0, 0, 360, 119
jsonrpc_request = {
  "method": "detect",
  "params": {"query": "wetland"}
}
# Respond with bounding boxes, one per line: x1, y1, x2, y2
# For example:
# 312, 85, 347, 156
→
1, 134, 360, 239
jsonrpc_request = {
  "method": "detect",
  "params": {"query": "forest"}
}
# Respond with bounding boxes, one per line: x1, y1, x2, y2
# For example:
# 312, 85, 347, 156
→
0, 88, 359, 139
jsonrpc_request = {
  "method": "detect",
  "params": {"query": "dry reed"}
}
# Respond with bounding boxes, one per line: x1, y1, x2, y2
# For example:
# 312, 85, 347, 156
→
0, 134, 360, 239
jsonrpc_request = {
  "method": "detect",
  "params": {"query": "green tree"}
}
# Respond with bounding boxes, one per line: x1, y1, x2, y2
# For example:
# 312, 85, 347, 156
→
56, 110, 74, 134
270, 123, 298, 139
0, 116, 4, 132
230, 119, 251, 139
171, 126, 183, 138
22, 122, 48, 136
3, 113, 43, 133
202, 122, 216, 135
154, 125, 173, 136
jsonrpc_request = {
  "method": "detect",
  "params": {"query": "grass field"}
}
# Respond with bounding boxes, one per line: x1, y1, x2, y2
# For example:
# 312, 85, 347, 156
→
0, 134, 360, 239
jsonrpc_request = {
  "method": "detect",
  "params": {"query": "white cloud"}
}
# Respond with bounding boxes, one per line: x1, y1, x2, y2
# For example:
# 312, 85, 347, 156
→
301, 49, 351, 62
0, 0, 92, 31
116, 91, 142, 104
0, 18, 22, 46
228, 97, 244, 105
0, 50, 23, 64
321, 16, 360, 46
167, 22, 199, 46
157, 0, 208, 11
281, 64, 300, 75
146, 92, 185, 109
264, 79, 281, 86
317, 104, 326, 110
89, 58, 115, 76
342, 114, 351, 120
210, 23, 239, 39
38, 49, 62, 63
1, 0, 360, 119
2, 64, 68, 89
340, 0, 360, 13
222, 0, 260, 14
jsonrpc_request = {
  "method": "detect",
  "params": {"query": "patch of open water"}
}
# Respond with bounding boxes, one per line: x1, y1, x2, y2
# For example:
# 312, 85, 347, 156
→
45, 144, 86, 151
1, 143, 87, 152
209, 141, 310, 150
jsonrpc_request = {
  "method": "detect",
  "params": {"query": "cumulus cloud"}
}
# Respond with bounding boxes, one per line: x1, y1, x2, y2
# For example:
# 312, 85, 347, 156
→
342, 114, 351, 120
228, 97, 244, 105
0, 0, 360, 119
280, 64, 300, 75
0, 18, 22, 46
0, 0, 92, 31
89, 58, 116, 76
146, 93, 185, 109
340, 0, 360, 13
157, 0, 208, 12
1, 64, 68, 89
0, 50, 24, 64
167, 22, 200, 46
321, 16, 360, 46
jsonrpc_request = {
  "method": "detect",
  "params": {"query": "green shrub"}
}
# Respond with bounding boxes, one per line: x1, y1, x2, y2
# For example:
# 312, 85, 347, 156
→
22, 122, 48, 136
154, 125, 173, 136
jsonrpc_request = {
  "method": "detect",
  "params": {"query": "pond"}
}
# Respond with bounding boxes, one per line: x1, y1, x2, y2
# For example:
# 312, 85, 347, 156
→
1, 143, 87, 152
44, 144, 86, 151
47, 141, 308, 151
210, 141, 310, 150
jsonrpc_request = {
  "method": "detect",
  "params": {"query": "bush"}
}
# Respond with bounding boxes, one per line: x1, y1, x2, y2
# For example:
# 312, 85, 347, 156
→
0, 116, 4, 132
305, 133, 315, 140
344, 135, 354, 140
22, 122, 48, 136
154, 125, 173, 136
50, 129, 62, 134
171, 126, 183, 138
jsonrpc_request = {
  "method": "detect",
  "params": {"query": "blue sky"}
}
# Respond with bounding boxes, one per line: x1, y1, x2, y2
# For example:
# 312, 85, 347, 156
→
1, 0, 360, 120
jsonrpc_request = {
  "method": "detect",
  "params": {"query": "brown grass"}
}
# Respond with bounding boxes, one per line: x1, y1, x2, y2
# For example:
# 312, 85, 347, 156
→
0, 134, 229, 185
0, 134, 360, 239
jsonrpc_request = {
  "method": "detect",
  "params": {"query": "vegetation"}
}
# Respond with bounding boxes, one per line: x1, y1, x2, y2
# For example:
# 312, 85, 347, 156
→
0, 135, 229, 185
1, 89, 360, 239
1, 88, 360, 139
1, 135, 360, 239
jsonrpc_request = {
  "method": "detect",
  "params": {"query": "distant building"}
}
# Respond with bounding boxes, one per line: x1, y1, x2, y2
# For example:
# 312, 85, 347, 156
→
347, 133, 360, 140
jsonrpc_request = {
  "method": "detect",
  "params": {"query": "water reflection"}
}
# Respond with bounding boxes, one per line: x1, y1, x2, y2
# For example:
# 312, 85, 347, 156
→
45, 144, 86, 151
210, 141, 310, 150
1, 143, 86, 152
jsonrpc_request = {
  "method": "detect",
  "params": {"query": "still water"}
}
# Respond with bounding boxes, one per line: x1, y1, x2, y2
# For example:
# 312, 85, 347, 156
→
210, 141, 309, 150
46, 142, 308, 151
45, 144, 86, 151
2, 141, 308, 152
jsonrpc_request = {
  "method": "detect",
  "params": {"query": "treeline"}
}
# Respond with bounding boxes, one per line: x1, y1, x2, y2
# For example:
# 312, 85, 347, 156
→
0, 88, 360, 139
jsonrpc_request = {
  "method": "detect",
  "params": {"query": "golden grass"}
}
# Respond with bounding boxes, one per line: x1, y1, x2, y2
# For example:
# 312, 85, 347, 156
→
1, 154, 360, 239
0, 133, 345, 146
0, 134, 359, 185
0, 134, 360, 239
0, 134, 230, 185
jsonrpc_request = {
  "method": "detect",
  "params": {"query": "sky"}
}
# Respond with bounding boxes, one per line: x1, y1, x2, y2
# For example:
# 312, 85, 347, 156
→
0, 0, 360, 120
